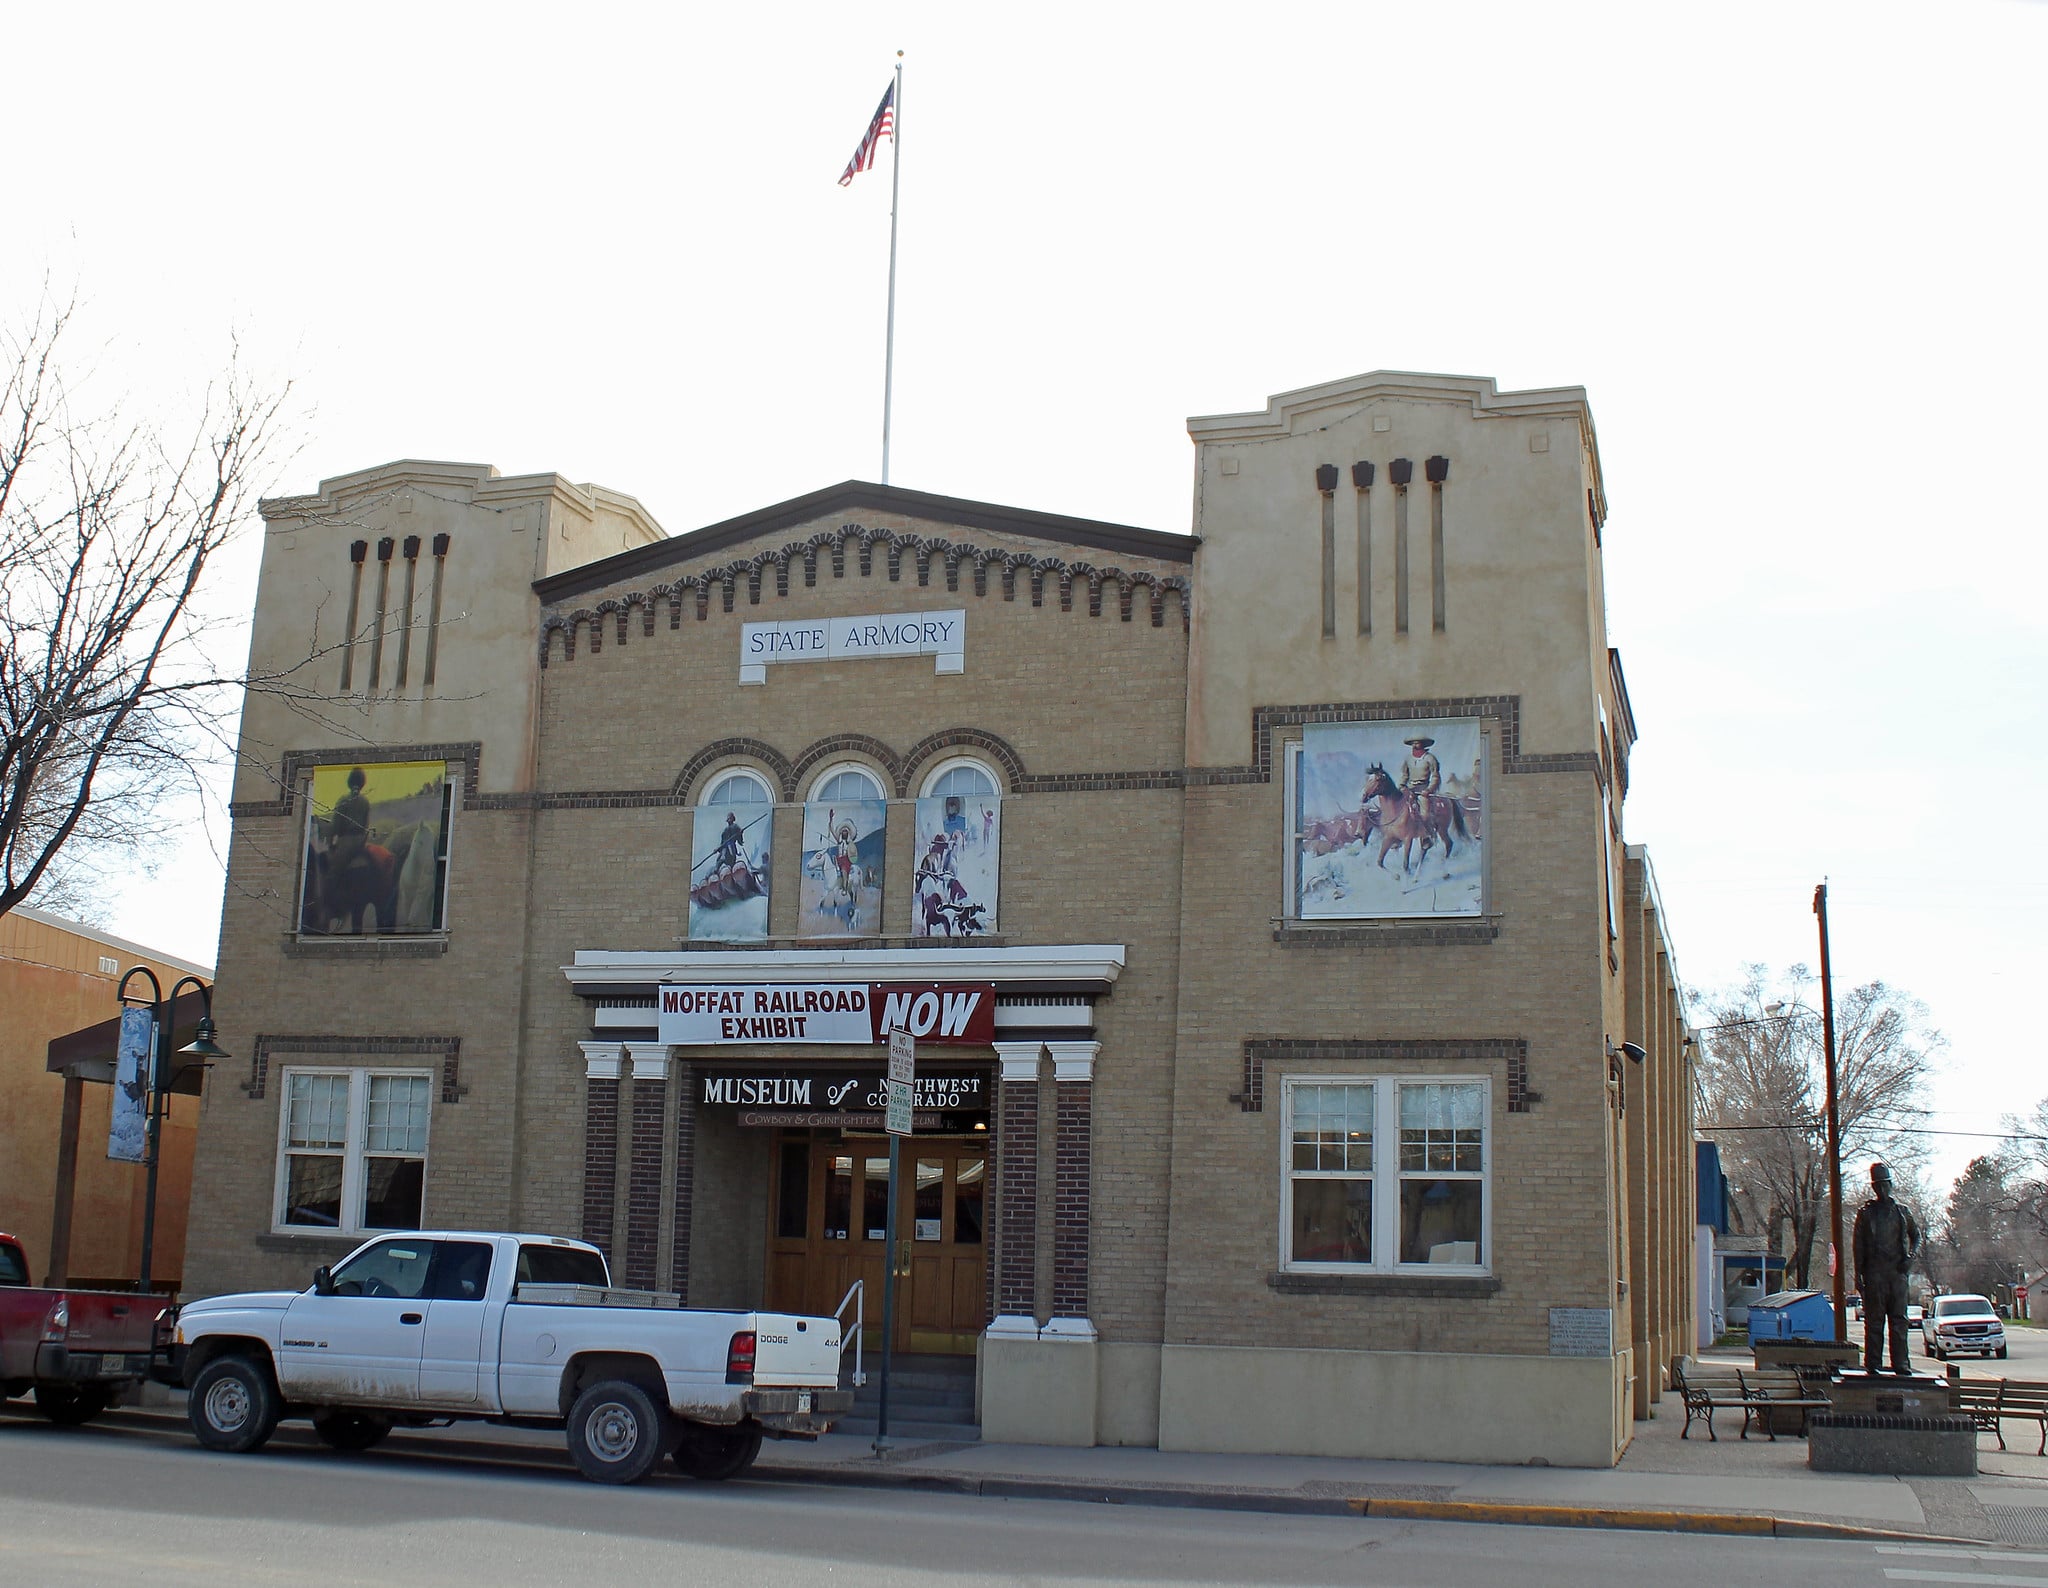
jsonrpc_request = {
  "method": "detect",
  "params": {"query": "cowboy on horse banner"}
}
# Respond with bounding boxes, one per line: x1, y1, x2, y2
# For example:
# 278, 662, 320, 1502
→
1292, 718, 1486, 919
300, 760, 451, 935
800, 799, 886, 937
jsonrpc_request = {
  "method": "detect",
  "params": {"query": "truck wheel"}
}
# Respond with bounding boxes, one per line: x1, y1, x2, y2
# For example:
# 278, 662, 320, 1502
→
672, 1423, 762, 1481
567, 1379, 669, 1485
188, 1355, 281, 1453
312, 1411, 393, 1452
34, 1385, 113, 1427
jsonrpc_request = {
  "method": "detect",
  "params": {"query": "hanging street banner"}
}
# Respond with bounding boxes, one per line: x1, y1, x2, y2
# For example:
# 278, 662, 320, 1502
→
108, 1007, 153, 1164
739, 609, 965, 683
656, 982, 995, 1046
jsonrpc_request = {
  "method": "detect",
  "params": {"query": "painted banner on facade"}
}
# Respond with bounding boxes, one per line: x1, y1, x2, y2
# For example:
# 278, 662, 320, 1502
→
300, 761, 449, 935
690, 802, 772, 942
1295, 718, 1485, 918
107, 1006, 152, 1163
799, 799, 885, 937
656, 982, 997, 1045
912, 795, 999, 937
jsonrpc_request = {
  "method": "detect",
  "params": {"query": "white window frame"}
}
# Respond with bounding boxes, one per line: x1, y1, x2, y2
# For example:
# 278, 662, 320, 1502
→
700, 767, 774, 808
273, 1066, 433, 1236
919, 756, 1002, 799
1279, 1073, 1492, 1276
807, 761, 888, 804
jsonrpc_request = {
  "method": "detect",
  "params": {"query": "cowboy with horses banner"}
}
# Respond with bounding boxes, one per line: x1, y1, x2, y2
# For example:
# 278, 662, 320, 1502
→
1294, 718, 1485, 919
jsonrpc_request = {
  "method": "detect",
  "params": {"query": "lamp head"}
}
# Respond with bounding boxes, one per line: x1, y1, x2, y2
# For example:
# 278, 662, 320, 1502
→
178, 1015, 231, 1064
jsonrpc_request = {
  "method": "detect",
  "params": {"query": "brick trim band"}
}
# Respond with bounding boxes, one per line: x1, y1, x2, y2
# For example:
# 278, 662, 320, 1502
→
242, 1034, 464, 1103
1239, 1037, 1537, 1115
1273, 921, 1501, 947
230, 742, 486, 818
1267, 1272, 1504, 1298
1187, 697, 1601, 787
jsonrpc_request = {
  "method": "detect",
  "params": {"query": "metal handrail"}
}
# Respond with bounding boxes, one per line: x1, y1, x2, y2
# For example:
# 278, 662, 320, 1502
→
835, 1279, 865, 1387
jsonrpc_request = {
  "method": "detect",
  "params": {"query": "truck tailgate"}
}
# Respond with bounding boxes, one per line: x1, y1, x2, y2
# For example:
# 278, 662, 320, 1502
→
749, 1312, 842, 1387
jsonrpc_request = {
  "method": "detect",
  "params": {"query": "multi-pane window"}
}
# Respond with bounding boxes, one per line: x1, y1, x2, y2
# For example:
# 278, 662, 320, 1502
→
813, 766, 885, 803
277, 1068, 431, 1234
1282, 1076, 1489, 1273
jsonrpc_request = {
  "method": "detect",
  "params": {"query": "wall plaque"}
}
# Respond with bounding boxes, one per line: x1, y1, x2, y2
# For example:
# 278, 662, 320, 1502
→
1548, 1307, 1613, 1357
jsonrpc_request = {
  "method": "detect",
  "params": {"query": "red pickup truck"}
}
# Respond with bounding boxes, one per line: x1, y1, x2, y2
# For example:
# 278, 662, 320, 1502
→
0, 1231, 162, 1425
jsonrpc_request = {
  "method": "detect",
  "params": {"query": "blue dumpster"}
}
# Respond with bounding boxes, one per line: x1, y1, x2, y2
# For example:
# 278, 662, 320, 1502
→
1747, 1288, 1835, 1343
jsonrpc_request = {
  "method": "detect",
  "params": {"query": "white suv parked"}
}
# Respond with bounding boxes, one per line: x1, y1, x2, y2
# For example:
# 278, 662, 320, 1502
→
1922, 1293, 2009, 1361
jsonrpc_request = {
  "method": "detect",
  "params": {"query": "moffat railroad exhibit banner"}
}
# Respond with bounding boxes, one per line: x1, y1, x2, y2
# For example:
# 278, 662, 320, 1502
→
655, 982, 997, 1045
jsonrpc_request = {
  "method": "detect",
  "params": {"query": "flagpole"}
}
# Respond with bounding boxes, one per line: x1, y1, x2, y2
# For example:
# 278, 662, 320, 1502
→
880, 52, 903, 486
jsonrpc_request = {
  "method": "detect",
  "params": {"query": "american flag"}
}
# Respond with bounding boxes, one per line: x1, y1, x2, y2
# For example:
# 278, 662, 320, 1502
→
838, 82, 896, 187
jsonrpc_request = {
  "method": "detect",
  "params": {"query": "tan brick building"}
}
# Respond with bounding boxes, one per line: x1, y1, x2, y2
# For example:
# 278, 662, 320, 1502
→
185, 369, 1694, 1466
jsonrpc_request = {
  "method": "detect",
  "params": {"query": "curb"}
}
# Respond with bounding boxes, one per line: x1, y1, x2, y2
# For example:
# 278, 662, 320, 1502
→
76, 1407, 1991, 1544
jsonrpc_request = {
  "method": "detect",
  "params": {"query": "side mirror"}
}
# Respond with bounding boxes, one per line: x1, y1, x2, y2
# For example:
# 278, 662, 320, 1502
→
312, 1265, 335, 1296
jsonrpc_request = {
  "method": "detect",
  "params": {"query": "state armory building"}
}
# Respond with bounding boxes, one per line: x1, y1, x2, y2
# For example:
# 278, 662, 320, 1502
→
186, 369, 1696, 1465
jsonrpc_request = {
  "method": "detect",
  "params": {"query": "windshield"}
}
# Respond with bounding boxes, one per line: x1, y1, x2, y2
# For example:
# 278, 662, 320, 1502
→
1937, 1297, 1995, 1318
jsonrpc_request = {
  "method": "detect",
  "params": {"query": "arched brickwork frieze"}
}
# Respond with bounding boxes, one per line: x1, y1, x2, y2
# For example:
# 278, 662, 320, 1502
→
672, 738, 797, 803
897, 728, 1029, 798
790, 734, 902, 798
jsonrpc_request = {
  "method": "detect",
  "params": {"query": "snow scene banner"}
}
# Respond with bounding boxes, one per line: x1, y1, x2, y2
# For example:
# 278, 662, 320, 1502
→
799, 799, 886, 937
690, 801, 771, 942
107, 1005, 152, 1163
912, 795, 999, 937
1295, 718, 1485, 919
300, 761, 449, 935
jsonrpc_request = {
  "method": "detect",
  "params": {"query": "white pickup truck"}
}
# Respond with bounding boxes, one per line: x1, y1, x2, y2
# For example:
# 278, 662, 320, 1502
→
164, 1230, 851, 1484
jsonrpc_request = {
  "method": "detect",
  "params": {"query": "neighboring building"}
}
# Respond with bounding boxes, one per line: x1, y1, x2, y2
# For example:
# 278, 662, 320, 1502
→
1695, 1139, 1730, 1349
0, 906, 212, 1289
185, 369, 1695, 1466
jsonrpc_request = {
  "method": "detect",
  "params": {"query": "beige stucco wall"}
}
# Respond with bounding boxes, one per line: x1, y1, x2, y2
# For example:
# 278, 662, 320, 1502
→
1158, 1344, 1625, 1466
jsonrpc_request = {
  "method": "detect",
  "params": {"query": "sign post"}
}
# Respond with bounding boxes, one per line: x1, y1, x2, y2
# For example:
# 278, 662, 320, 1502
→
876, 1028, 915, 1451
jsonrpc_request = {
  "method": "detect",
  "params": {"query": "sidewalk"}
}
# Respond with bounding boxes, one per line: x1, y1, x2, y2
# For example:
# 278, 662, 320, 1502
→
97, 1387, 2048, 1546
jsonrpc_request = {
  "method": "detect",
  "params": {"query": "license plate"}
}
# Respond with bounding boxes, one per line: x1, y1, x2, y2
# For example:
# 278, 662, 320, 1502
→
100, 1355, 122, 1375
798, 1392, 812, 1413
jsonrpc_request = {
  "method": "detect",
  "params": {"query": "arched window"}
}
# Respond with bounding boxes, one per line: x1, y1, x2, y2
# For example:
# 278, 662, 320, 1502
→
811, 765, 886, 803
704, 769, 773, 808
690, 769, 772, 943
912, 759, 1001, 938
922, 759, 999, 799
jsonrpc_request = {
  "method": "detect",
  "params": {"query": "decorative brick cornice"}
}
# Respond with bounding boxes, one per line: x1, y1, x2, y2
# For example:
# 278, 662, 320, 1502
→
1188, 697, 1600, 787
1239, 1037, 1537, 1115
229, 742, 486, 818
538, 518, 1193, 668
673, 738, 797, 802
789, 734, 903, 799
282, 936, 450, 958
242, 1033, 465, 1103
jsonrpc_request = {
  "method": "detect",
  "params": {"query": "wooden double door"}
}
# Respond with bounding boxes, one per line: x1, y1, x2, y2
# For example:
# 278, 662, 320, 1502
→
764, 1133, 988, 1355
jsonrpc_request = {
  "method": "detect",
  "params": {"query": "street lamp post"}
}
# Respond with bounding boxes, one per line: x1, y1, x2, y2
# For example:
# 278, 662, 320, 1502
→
115, 968, 229, 1293
1813, 883, 1847, 1346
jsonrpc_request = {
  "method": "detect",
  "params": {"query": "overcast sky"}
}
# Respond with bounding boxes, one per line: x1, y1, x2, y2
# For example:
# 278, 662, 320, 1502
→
9, 1, 2044, 1196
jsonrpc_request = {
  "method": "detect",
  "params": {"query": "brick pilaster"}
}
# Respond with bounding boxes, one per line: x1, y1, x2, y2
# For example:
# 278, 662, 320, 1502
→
622, 1051, 668, 1290
671, 1063, 696, 1303
1046, 1041, 1100, 1339
991, 1042, 1044, 1331
578, 1043, 622, 1260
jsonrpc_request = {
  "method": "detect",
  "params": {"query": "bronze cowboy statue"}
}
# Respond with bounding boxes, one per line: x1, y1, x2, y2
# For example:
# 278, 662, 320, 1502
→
1851, 1161, 1921, 1375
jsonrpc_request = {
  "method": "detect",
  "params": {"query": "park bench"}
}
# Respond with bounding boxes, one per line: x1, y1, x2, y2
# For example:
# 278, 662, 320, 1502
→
1953, 1377, 2003, 1440
1673, 1361, 1753, 1441
1988, 1380, 2048, 1455
1736, 1366, 1832, 1440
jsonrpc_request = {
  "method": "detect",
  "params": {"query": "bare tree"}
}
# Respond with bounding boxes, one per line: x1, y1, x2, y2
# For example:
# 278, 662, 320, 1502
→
1, 295, 291, 917
1695, 963, 1943, 1289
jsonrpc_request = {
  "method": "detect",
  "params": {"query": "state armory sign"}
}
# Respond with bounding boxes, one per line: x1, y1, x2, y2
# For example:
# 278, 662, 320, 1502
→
655, 982, 996, 1045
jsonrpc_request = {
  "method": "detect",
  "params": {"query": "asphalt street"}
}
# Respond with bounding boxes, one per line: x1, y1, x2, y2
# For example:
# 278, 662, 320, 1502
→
2, 1406, 2043, 1588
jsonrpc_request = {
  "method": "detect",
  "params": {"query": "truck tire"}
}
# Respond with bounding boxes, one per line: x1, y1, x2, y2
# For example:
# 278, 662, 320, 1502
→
312, 1410, 394, 1452
672, 1423, 762, 1481
567, 1379, 669, 1485
188, 1355, 281, 1453
34, 1384, 113, 1426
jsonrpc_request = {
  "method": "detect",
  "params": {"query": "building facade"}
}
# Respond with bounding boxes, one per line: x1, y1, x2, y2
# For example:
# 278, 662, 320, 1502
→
185, 369, 1694, 1466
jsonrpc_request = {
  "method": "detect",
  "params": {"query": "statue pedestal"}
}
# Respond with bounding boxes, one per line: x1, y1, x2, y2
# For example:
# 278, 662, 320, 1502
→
1810, 1371, 1976, 1475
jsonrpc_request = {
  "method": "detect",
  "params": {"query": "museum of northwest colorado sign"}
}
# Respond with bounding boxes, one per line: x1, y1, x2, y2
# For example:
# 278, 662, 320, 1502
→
655, 982, 996, 1045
